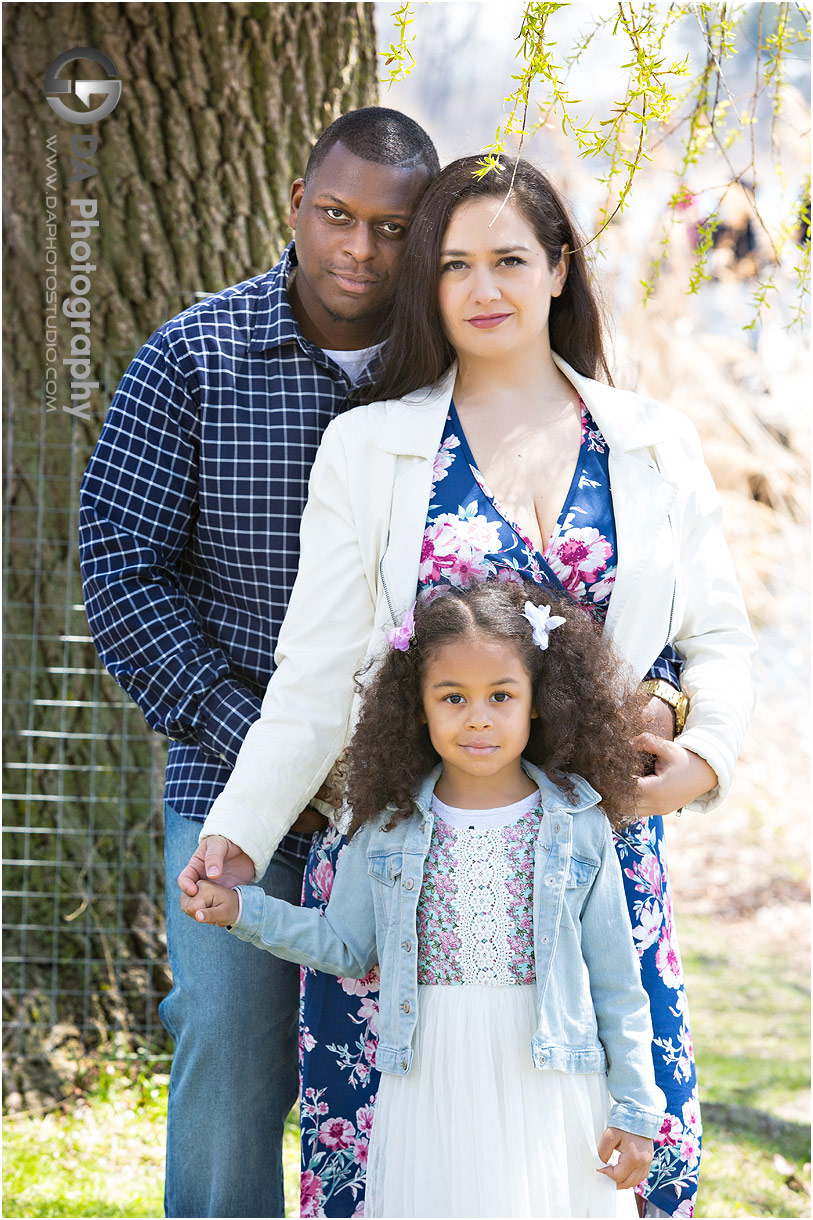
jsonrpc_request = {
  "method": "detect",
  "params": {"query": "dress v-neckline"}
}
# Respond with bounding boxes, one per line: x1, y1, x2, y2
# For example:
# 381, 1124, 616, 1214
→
448, 399, 585, 562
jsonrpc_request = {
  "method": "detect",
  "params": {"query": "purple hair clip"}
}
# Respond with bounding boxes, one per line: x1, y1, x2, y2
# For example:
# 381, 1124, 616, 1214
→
385, 604, 415, 652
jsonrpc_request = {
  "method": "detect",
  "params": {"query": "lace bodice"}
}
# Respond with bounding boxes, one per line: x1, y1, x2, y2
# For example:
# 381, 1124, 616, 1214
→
416, 794, 540, 986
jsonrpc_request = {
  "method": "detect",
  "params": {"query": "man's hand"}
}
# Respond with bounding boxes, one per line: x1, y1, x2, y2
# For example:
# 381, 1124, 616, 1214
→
641, 694, 676, 741
290, 807, 329, 834
637, 694, 675, 776
181, 879, 240, 928
177, 835, 256, 897
597, 1126, 654, 1190
634, 733, 718, 817
290, 781, 341, 832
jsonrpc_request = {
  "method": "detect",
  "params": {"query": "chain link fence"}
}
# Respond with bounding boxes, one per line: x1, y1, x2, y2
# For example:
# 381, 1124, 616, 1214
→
3, 354, 176, 1097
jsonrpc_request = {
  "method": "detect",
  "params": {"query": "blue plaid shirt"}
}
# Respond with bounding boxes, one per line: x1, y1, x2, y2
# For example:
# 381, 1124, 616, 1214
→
79, 244, 370, 860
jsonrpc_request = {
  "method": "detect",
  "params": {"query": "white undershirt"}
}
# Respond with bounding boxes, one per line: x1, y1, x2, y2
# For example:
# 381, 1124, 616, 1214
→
321, 342, 384, 385
431, 790, 541, 831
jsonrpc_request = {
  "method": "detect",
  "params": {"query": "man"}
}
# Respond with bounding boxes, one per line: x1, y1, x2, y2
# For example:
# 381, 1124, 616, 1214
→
79, 107, 438, 1218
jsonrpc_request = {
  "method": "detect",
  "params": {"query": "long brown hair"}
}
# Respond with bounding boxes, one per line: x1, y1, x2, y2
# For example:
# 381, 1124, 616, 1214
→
363, 156, 610, 403
344, 578, 647, 836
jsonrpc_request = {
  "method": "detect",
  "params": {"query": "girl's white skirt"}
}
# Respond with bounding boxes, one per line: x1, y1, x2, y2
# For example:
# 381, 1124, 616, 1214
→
366, 984, 639, 1218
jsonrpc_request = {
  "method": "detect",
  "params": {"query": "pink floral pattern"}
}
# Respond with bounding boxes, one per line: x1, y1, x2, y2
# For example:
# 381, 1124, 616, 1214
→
501, 816, 538, 984
547, 527, 614, 602
615, 817, 701, 1215
420, 402, 617, 617
299, 826, 380, 1216
419, 509, 502, 586
581, 414, 607, 453
300, 1169, 325, 1217
429, 433, 461, 499
415, 818, 462, 982
416, 810, 538, 986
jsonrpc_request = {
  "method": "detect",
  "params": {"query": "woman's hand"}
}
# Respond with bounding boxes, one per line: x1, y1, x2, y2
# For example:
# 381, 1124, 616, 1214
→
177, 835, 256, 896
181, 879, 239, 928
597, 1126, 654, 1190
634, 733, 718, 816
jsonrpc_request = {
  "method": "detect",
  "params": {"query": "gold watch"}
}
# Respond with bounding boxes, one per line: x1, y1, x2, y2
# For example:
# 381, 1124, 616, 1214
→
642, 679, 688, 735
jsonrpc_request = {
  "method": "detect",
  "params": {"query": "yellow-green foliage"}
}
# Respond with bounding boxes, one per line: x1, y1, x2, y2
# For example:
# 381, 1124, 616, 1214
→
383, 2, 811, 326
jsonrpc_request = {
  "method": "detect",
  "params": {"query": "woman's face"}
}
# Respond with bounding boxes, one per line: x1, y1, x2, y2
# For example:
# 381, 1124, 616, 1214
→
437, 197, 567, 364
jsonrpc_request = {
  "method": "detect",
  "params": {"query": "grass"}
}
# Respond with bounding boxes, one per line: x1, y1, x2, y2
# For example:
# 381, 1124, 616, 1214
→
2, 914, 809, 1218
2, 1066, 167, 1219
2, 1066, 300, 1219
681, 915, 811, 1218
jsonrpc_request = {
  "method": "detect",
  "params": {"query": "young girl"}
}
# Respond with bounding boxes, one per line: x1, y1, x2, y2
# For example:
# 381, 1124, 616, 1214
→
184, 578, 666, 1219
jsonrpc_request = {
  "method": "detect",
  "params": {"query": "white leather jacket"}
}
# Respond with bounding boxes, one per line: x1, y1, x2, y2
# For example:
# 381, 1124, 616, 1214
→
202, 355, 755, 879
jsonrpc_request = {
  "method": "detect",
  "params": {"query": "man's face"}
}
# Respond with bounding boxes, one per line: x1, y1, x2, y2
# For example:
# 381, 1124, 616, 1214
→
288, 141, 432, 346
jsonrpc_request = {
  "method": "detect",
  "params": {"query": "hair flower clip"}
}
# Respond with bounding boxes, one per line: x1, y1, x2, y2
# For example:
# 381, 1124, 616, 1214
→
523, 601, 566, 650
385, 604, 415, 652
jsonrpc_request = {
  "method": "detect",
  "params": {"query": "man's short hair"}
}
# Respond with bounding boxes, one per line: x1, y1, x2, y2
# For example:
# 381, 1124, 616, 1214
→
305, 107, 440, 181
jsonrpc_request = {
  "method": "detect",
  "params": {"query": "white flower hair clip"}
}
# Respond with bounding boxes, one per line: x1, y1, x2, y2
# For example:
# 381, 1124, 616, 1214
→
523, 601, 566, 650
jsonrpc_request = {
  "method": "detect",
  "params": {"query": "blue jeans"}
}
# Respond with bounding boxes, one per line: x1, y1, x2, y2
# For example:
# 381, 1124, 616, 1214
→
160, 803, 306, 1218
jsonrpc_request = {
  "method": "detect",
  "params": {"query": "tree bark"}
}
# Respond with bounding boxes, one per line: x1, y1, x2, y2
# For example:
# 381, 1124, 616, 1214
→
2, 1, 378, 1089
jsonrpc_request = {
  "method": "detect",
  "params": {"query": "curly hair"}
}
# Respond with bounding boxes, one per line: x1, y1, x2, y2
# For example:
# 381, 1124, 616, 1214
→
344, 579, 650, 837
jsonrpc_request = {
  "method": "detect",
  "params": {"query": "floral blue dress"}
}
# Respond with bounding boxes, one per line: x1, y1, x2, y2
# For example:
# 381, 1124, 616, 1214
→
299, 402, 701, 1218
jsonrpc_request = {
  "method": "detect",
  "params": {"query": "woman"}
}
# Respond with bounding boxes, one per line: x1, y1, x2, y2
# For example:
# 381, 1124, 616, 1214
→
184, 157, 754, 1218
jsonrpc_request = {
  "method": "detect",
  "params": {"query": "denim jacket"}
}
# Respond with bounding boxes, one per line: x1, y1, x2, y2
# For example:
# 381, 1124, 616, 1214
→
230, 762, 667, 1139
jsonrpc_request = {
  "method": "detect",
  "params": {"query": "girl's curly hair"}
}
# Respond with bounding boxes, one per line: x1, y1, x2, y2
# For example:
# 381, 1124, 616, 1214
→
344, 578, 650, 836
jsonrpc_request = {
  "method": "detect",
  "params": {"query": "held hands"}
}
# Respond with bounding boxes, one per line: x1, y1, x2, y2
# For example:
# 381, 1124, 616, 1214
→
181, 880, 239, 928
597, 1126, 654, 1190
177, 834, 256, 897
177, 790, 334, 897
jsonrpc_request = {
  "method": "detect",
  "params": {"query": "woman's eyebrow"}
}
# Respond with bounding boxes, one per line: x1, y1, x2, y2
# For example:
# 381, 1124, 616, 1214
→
440, 245, 531, 256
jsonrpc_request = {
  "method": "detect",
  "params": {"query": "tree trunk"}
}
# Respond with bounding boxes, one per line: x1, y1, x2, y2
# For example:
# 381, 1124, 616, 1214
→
2, 1, 378, 1097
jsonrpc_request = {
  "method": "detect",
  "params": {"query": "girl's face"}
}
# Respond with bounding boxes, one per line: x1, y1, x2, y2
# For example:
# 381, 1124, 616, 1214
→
436, 197, 567, 365
421, 632, 537, 804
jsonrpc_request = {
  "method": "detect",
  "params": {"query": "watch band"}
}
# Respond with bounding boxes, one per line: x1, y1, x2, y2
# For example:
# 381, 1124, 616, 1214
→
642, 678, 689, 735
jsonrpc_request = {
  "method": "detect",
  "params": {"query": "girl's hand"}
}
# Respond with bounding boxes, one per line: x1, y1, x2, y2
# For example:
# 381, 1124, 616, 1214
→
181, 880, 240, 928
596, 1126, 654, 1190
633, 732, 718, 817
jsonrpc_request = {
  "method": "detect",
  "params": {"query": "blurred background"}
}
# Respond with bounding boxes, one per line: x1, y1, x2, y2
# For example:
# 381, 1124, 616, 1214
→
3, 2, 809, 1216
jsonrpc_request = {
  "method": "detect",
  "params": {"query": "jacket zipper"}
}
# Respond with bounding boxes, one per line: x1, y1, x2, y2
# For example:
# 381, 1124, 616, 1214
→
664, 513, 677, 645
666, 576, 676, 644
379, 546, 397, 625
